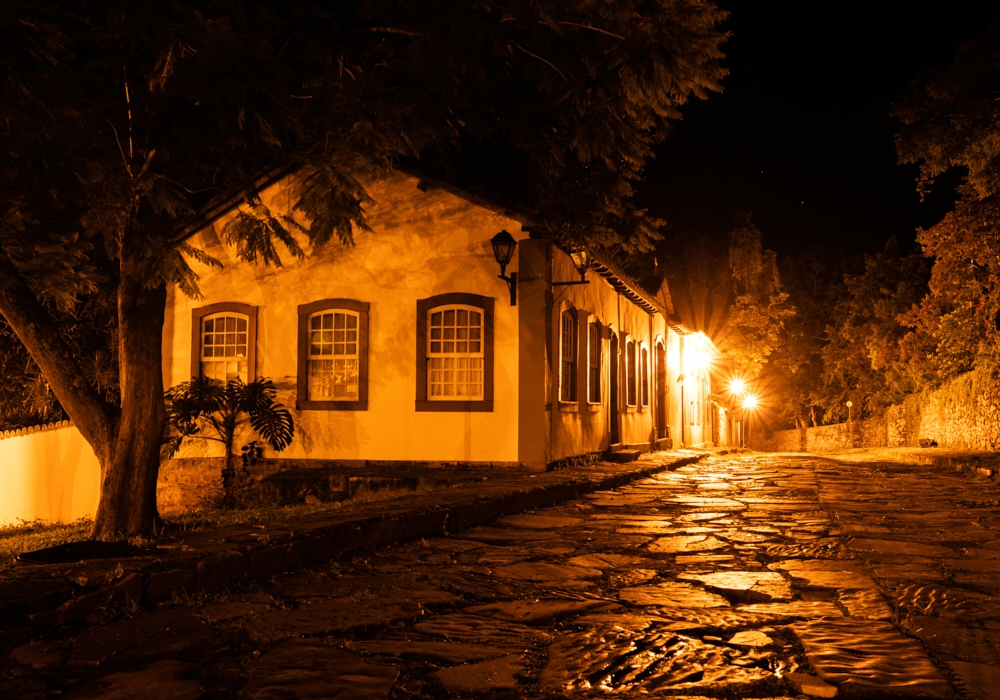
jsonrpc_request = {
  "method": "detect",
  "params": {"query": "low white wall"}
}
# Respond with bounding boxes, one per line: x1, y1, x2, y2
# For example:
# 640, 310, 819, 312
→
0, 423, 100, 526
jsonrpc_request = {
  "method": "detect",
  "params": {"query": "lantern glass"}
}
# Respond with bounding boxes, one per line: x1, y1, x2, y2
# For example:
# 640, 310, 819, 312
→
490, 230, 517, 267
569, 250, 589, 274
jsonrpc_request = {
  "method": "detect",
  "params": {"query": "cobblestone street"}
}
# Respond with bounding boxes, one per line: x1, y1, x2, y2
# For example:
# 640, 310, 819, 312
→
8, 452, 1000, 698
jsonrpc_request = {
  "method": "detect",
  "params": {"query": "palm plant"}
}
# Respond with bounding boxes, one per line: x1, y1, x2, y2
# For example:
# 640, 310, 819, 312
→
165, 376, 294, 507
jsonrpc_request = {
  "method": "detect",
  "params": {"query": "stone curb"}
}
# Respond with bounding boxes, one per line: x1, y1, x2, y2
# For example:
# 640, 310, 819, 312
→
0, 453, 704, 645
828, 449, 1000, 480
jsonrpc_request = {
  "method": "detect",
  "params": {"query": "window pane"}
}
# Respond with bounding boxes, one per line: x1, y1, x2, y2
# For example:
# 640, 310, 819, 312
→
306, 308, 362, 401
202, 313, 250, 383
308, 358, 358, 401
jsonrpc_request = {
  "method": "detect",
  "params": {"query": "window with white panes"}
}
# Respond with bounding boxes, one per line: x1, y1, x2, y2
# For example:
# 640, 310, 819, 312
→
307, 310, 359, 401
201, 313, 249, 382
428, 306, 484, 400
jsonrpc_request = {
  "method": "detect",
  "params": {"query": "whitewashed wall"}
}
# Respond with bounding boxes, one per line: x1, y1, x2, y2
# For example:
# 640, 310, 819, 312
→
0, 423, 100, 526
165, 172, 527, 464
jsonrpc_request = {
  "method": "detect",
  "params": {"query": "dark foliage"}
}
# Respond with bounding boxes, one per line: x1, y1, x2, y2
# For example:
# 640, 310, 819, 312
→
165, 376, 294, 507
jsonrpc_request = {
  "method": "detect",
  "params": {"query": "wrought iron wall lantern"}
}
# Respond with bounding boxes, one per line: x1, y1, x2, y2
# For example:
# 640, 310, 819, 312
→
553, 249, 591, 287
490, 230, 518, 306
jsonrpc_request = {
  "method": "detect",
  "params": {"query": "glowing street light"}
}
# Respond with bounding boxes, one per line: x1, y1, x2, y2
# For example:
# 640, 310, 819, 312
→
729, 377, 747, 396
742, 393, 759, 411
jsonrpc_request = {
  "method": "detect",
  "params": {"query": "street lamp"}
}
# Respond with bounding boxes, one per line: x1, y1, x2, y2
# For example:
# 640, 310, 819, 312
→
846, 400, 853, 424
553, 249, 591, 286
741, 392, 760, 448
490, 230, 518, 306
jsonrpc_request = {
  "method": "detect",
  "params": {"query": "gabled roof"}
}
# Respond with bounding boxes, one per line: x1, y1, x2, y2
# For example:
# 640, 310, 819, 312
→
170, 161, 670, 318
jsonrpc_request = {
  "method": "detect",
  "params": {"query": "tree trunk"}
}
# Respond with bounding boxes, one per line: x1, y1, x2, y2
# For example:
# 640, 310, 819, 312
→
92, 260, 167, 540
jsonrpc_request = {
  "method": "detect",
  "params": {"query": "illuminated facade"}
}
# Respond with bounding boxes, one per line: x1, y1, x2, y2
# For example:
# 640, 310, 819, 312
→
162, 170, 722, 468
0, 169, 726, 525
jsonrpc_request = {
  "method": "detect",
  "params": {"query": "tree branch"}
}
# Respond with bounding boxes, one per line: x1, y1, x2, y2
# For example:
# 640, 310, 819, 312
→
558, 21, 625, 40
0, 257, 116, 454
368, 27, 424, 37
514, 44, 567, 81
499, 17, 626, 40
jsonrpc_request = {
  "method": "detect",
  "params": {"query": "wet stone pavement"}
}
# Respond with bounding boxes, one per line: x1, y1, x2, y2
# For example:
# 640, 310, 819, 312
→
8, 453, 1000, 699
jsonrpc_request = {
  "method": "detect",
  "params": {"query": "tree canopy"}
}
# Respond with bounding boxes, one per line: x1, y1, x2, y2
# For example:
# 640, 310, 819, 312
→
892, 17, 1000, 382
0, 0, 729, 537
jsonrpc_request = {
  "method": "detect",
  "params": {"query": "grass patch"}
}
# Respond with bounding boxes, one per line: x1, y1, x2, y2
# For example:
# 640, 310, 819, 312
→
0, 482, 443, 570
0, 518, 93, 570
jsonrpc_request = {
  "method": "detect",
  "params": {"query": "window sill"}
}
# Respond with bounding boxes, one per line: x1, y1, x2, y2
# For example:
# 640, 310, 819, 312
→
298, 400, 368, 411
415, 400, 494, 413
558, 401, 579, 412
586, 402, 602, 412
626, 405, 638, 414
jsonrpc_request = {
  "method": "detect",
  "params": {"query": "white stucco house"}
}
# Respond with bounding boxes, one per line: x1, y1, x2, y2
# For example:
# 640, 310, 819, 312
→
0, 167, 727, 525
166, 169, 724, 470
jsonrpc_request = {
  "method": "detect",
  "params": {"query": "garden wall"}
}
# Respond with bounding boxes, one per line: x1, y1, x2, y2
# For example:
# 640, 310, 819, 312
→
0, 422, 100, 527
0, 424, 233, 525
752, 365, 1000, 453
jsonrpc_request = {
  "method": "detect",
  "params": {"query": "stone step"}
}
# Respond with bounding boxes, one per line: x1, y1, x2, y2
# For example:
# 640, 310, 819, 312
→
606, 450, 641, 463
258, 468, 487, 506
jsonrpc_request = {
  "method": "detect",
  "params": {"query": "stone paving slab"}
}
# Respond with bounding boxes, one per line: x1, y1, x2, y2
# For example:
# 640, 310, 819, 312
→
0, 451, 702, 644
5, 451, 990, 698
813, 451, 1000, 697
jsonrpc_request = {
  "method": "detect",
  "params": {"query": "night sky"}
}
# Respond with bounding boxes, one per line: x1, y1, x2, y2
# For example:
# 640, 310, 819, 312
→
639, 2, 1000, 257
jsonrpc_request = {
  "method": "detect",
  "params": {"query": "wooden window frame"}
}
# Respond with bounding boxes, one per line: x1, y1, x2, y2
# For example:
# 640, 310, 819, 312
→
415, 293, 494, 412
559, 309, 578, 403
191, 302, 257, 382
640, 345, 650, 408
626, 337, 637, 407
296, 299, 369, 411
587, 320, 602, 404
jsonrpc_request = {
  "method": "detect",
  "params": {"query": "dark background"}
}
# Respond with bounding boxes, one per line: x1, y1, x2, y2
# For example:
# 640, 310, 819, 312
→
638, 2, 1000, 257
